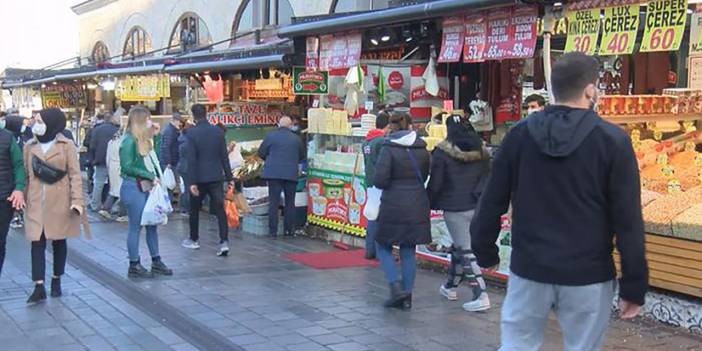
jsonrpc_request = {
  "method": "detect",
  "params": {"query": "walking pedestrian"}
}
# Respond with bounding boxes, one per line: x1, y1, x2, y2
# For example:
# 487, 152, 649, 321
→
427, 114, 491, 312
3, 115, 29, 230
471, 52, 648, 351
181, 104, 232, 256
362, 111, 390, 259
89, 112, 119, 212
119, 105, 173, 278
373, 113, 431, 310
159, 111, 184, 199
103, 125, 127, 222
176, 121, 193, 216
23, 108, 84, 304
0, 114, 26, 278
83, 114, 99, 196
258, 116, 305, 238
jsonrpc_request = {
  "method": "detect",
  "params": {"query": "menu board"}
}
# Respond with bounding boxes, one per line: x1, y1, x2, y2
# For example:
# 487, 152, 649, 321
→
509, 5, 538, 59
640, 0, 688, 52
600, 4, 640, 56
438, 16, 465, 63
41, 83, 86, 109
319, 34, 363, 71
484, 8, 513, 60
564, 8, 601, 55
306, 36, 320, 70
463, 13, 487, 63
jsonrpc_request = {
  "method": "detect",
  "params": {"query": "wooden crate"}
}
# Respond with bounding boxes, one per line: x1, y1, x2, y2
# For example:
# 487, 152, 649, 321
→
614, 233, 702, 298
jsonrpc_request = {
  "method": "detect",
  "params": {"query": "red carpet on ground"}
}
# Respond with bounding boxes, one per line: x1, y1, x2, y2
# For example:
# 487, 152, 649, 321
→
285, 249, 379, 269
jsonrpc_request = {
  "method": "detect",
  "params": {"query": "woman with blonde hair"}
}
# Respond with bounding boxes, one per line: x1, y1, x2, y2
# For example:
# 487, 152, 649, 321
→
120, 105, 172, 278
24, 108, 86, 304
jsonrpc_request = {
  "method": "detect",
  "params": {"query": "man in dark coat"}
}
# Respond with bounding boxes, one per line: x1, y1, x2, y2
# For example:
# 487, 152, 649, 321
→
362, 112, 389, 259
258, 116, 304, 237
159, 112, 183, 169
181, 104, 232, 257
88, 113, 119, 212
471, 52, 647, 350
0, 116, 26, 277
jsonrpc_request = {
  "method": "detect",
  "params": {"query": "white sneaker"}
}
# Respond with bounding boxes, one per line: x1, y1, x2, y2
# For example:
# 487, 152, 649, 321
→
181, 239, 200, 250
462, 292, 491, 312
217, 242, 230, 257
439, 284, 458, 301
115, 216, 128, 223
98, 210, 112, 219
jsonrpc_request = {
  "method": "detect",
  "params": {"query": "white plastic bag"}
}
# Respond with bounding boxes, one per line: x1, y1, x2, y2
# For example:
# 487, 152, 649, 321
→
423, 56, 439, 97
141, 185, 173, 226
179, 176, 185, 194
162, 167, 176, 190
363, 186, 382, 221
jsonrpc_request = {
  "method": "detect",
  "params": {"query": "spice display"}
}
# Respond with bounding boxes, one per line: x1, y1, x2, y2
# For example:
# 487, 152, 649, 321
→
671, 204, 702, 241
641, 189, 662, 207
642, 186, 702, 236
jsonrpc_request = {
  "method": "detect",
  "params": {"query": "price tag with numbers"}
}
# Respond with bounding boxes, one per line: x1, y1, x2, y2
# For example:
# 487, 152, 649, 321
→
564, 8, 601, 55
484, 8, 512, 60
640, 0, 687, 52
508, 5, 538, 59
599, 4, 640, 55
463, 13, 487, 63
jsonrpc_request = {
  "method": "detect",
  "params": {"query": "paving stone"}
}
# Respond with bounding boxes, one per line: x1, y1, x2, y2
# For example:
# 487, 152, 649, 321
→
228, 333, 268, 346
270, 333, 311, 346
297, 326, 333, 337
285, 342, 330, 351
310, 333, 349, 346
328, 342, 371, 351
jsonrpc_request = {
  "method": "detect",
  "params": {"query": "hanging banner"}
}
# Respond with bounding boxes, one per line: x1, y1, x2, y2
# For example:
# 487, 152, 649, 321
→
319, 34, 362, 70
689, 6, 702, 56
484, 7, 513, 60
509, 5, 538, 59
306, 36, 319, 70
438, 16, 465, 63
346, 33, 363, 68
318, 35, 332, 71
640, 0, 688, 52
600, 4, 640, 56
293, 67, 329, 95
463, 12, 487, 63
564, 8, 601, 55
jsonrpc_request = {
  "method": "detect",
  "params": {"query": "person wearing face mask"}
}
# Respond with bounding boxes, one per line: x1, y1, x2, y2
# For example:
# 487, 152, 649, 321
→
524, 94, 546, 116
471, 52, 647, 350
23, 108, 87, 304
0, 114, 26, 279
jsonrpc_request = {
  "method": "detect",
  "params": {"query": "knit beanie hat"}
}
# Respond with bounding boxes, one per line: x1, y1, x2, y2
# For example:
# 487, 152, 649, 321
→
4, 115, 25, 137
37, 108, 66, 143
446, 114, 482, 152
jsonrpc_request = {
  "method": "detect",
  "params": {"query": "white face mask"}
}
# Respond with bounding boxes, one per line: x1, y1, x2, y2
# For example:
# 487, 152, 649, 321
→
21, 125, 26, 133
32, 123, 47, 136
146, 120, 153, 129
527, 108, 539, 115
0, 119, 5, 130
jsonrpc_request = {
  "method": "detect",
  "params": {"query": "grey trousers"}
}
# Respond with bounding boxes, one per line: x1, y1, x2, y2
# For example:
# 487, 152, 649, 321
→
443, 211, 486, 295
500, 272, 615, 351
91, 165, 108, 210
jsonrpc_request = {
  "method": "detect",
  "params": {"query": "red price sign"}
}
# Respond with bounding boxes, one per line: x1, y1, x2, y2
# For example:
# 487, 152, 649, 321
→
640, 0, 687, 52
509, 5, 538, 59
463, 13, 487, 63
484, 8, 512, 60
438, 16, 465, 63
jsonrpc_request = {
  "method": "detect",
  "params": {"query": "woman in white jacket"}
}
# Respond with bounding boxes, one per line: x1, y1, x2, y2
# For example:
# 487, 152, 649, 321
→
101, 128, 126, 221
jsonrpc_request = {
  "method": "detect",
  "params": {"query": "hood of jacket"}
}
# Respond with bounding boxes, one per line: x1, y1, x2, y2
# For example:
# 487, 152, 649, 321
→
526, 105, 600, 157
365, 129, 385, 141
435, 140, 489, 163
385, 130, 426, 149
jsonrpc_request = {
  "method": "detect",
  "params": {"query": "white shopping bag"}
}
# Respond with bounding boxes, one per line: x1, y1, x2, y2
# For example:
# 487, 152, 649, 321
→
141, 185, 173, 226
363, 186, 382, 221
162, 167, 177, 190
179, 176, 185, 194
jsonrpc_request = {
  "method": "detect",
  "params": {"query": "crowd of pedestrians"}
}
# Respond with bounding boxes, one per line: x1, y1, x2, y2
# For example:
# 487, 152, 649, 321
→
0, 52, 649, 350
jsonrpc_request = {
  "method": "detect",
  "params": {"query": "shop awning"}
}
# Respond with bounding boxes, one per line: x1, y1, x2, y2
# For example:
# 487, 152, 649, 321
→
278, 0, 514, 38
1, 64, 165, 88
163, 54, 288, 74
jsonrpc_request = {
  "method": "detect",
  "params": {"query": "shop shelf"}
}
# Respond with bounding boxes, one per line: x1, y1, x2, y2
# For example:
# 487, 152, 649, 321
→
601, 113, 702, 124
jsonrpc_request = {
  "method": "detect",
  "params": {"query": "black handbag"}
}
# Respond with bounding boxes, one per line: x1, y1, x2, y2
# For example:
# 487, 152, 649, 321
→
32, 155, 67, 184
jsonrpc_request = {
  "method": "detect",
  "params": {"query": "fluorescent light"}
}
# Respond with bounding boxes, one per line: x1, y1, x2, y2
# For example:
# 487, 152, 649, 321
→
381, 35, 391, 42
370, 38, 379, 45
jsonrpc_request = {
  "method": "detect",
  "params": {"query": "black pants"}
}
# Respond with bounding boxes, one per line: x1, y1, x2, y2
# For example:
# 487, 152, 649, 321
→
31, 234, 67, 282
190, 182, 228, 243
267, 179, 296, 235
0, 201, 13, 276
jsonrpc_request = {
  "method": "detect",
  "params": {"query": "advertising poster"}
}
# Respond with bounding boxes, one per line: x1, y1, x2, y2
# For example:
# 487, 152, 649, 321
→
293, 67, 328, 95
689, 5, 702, 56
640, 0, 688, 52
318, 35, 333, 71
438, 16, 465, 63
307, 169, 367, 237
409, 65, 450, 120
306, 36, 320, 70
600, 4, 640, 56
509, 5, 538, 59
206, 102, 283, 127
564, 7, 601, 55
463, 13, 487, 63
115, 74, 171, 102
41, 83, 86, 109
484, 7, 513, 60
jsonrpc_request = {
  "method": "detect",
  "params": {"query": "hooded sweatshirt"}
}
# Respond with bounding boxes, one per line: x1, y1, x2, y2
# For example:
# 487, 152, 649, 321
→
363, 129, 386, 187
471, 105, 648, 306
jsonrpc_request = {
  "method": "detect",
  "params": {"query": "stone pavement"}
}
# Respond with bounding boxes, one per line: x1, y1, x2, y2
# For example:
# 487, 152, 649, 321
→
0, 214, 701, 351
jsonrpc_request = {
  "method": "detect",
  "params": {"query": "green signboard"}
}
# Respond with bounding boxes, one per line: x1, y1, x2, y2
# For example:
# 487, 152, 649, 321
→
293, 67, 328, 95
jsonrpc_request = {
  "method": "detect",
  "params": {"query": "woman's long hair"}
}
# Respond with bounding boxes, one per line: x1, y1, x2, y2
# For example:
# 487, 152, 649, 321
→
126, 105, 152, 156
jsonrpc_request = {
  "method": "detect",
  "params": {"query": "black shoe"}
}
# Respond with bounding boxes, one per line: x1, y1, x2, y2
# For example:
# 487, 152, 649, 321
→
128, 262, 153, 278
27, 284, 47, 304
151, 260, 173, 276
383, 282, 409, 309
402, 294, 412, 310
364, 250, 376, 260
50, 277, 62, 297
284, 231, 295, 237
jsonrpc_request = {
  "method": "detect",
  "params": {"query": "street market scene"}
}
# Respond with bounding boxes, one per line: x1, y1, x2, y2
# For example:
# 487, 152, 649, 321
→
1, 0, 702, 350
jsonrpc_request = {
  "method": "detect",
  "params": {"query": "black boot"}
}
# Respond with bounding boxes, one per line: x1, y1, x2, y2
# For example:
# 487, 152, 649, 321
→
151, 258, 173, 276
402, 294, 412, 310
128, 261, 152, 278
50, 277, 62, 297
27, 284, 47, 304
383, 282, 409, 309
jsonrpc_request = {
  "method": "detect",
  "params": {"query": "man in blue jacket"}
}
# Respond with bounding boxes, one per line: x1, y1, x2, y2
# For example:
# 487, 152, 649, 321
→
471, 52, 647, 351
89, 112, 119, 212
181, 104, 233, 256
258, 116, 304, 237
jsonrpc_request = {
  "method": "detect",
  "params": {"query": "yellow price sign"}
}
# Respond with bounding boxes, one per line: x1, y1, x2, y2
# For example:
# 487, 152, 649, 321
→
565, 8, 601, 55
600, 4, 640, 55
640, 0, 688, 52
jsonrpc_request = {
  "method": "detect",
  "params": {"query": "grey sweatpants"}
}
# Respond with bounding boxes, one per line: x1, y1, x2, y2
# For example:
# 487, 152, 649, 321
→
500, 272, 616, 351
443, 210, 486, 293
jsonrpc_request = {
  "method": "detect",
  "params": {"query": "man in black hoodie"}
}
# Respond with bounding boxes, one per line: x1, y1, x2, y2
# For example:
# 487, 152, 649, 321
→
471, 52, 647, 350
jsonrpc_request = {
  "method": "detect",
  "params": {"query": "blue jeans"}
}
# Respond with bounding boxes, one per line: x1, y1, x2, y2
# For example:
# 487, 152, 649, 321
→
120, 179, 160, 262
365, 220, 377, 256
375, 242, 417, 292
91, 165, 108, 210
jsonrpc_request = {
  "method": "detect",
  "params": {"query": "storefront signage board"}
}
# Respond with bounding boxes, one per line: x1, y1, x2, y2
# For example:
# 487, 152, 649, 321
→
600, 4, 640, 56
463, 13, 487, 63
293, 67, 329, 95
689, 6, 702, 56
640, 0, 688, 52
307, 168, 367, 237
41, 83, 86, 109
564, 8, 601, 55
438, 16, 465, 63
206, 102, 283, 128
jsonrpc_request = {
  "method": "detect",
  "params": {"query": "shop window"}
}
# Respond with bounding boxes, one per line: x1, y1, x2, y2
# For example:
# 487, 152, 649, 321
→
168, 13, 213, 53
330, 0, 388, 13
231, 0, 296, 45
270, 0, 294, 27
123, 26, 152, 60
91, 41, 110, 64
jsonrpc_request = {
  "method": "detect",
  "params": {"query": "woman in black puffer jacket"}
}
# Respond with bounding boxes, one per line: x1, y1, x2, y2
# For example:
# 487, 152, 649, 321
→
427, 114, 491, 312
373, 113, 431, 310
